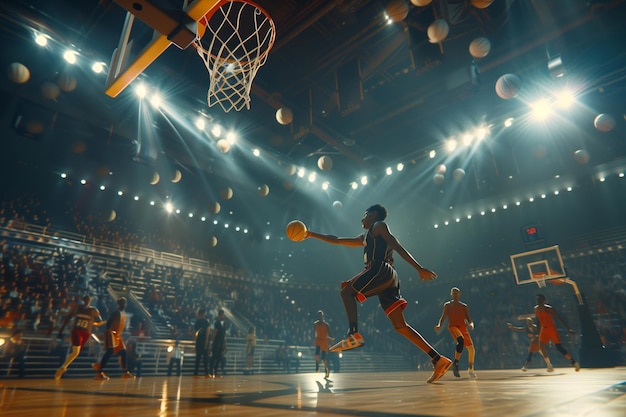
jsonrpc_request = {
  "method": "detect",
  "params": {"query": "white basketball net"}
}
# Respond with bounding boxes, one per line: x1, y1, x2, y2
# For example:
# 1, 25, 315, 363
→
194, 0, 275, 112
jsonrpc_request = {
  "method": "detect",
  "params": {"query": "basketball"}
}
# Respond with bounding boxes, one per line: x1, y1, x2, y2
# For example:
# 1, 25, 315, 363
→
7, 62, 30, 84
471, 0, 494, 8
317, 155, 333, 171
495, 73, 521, 100
286, 220, 307, 242
469, 37, 491, 59
386, 0, 409, 23
427, 19, 449, 44
593, 113, 615, 132
276, 107, 293, 125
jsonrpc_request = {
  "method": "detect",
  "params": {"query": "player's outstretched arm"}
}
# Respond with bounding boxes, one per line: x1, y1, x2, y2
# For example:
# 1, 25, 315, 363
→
305, 230, 364, 247
465, 305, 475, 330
552, 308, 574, 334
434, 304, 449, 332
373, 222, 437, 280
507, 323, 525, 332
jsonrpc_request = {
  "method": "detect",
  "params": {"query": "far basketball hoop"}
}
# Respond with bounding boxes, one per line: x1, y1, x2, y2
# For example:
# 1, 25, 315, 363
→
510, 245, 582, 304
194, 0, 275, 112
510, 245, 566, 286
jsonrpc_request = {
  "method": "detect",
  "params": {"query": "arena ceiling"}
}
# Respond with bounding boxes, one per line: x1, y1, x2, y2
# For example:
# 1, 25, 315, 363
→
1, 0, 626, 280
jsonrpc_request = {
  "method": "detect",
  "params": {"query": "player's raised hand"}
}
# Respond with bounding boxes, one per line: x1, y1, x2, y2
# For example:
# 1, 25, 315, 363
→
418, 267, 437, 281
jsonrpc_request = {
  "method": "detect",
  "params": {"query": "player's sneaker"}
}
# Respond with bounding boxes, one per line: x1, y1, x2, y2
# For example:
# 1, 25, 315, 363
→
325, 368, 330, 379
54, 367, 66, 380
547, 365, 554, 372
452, 363, 460, 378
427, 356, 452, 383
91, 363, 101, 371
468, 369, 477, 379
121, 370, 135, 379
573, 361, 580, 372
95, 371, 110, 380
521, 366, 527, 372
329, 332, 364, 352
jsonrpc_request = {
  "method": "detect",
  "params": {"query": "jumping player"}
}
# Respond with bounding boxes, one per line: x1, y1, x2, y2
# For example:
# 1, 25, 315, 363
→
92, 297, 135, 380
304, 204, 452, 383
54, 295, 106, 379
507, 317, 540, 371
434, 287, 476, 378
534, 294, 580, 372
313, 310, 334, 378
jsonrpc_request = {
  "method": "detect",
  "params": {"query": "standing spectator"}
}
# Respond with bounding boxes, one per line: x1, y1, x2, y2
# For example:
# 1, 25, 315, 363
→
193, 308, 210, 377
167, 340, 183, 376
2, 329, 25, 378
209, 309, 228, 378
244, 326, 256, 375
126, 340, 143, 377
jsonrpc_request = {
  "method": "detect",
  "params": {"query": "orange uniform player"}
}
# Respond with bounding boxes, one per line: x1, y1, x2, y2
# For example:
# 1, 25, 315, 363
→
534, 294, 580, 372
313, 310, 334, 378
435, 287, 476, 378
507, 317, 540, 371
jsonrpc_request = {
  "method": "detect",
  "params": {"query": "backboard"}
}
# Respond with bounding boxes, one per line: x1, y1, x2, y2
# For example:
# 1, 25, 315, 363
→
510, 245, 566, 287
105, 0, 222, 98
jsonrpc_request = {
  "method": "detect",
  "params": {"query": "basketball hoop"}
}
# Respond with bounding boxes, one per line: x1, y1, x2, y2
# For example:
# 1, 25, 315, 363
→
531, 272, 549, 288
194, 0, 275, 112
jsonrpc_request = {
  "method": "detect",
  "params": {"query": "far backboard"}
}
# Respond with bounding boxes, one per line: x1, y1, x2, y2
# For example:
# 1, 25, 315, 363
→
510, 245, 566, 287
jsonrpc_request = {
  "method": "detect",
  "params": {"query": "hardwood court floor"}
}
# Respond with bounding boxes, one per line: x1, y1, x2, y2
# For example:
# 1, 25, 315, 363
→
1, 368, 625, 417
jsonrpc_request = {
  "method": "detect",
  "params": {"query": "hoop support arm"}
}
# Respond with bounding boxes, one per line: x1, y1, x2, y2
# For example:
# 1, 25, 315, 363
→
105, 0, 221, 98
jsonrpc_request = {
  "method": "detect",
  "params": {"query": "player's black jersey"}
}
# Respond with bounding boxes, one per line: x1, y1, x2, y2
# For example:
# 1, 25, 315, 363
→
363, 225, 394, 266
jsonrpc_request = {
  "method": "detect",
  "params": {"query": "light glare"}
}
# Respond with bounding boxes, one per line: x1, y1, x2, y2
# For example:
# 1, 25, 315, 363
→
63, 50, 77, 64
91, 62, 105, 73
135, 83, 147, 98
530, 98, 552, 121
35, 33, 48, 46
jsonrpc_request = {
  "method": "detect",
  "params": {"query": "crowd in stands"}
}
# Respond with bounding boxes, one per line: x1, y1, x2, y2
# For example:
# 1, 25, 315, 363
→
1, 194, 625, 374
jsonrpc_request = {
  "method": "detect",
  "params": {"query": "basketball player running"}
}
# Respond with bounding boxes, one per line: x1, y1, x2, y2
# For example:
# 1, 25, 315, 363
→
55, 295, 106, 379
534, 294, 580, 372
507, 317, 540, 371
92, 297, 135, 379
435, 287, 476, 378
304, 204, 452, 383
313, 310, 334, 378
